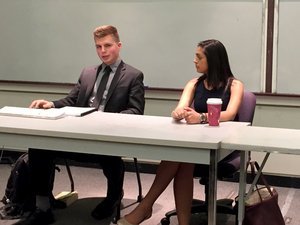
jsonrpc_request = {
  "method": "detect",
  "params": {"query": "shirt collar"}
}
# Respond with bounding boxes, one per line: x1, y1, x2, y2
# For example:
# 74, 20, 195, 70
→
103, 59, 121, 73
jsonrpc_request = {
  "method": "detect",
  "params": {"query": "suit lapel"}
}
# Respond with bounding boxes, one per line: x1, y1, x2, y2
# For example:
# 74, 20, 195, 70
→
105, 61, 125, 103
85, 65, 102, 99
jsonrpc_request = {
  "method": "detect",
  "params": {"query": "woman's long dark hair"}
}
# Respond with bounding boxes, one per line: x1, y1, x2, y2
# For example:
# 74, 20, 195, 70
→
197, 40, 234, 90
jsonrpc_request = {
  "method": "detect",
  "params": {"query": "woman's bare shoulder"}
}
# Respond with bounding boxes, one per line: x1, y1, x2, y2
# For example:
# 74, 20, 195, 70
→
187, 78, 199, 86
231, 79, 244, 88
181, 78, 199, 95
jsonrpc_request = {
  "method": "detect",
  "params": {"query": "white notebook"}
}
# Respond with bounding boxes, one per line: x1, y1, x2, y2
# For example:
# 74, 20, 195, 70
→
60, 106, 97, 117
0, 106, 97, 119
0, 106, 65, 120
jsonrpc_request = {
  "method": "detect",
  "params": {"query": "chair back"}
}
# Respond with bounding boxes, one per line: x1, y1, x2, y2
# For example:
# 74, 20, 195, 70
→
218, 90, 256, 178
194, 90, 256, 179
235, 90, 256, 123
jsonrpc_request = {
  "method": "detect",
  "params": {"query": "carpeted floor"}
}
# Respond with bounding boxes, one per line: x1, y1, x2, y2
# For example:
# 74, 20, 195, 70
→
0, 161, 298, 225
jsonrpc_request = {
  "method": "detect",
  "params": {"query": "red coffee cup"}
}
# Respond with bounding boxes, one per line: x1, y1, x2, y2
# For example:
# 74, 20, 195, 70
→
206, 98, 223, 126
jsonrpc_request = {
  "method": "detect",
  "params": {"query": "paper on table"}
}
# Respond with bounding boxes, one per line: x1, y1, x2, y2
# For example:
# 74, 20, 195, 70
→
60, 106, 97, 117
0, 106, 97, 119
0, 106, 65, 120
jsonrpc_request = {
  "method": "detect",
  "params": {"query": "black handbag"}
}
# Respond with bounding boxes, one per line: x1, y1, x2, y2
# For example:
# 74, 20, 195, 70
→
236, 161, 285, 225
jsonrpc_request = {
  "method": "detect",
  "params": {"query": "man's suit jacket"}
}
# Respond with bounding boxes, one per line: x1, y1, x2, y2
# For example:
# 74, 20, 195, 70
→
53, 61, 145, 114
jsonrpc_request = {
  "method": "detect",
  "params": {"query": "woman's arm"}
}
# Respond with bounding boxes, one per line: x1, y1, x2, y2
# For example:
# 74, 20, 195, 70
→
219, 79, 244, 122
172, 78, 198, 120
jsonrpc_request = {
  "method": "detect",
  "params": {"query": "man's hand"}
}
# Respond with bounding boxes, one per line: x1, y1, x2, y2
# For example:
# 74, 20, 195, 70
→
29, 99, 52, 109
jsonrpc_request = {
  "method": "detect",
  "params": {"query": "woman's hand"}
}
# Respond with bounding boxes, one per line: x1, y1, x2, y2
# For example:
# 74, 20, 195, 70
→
172, 107, 187, 120
183, 107, 201, 124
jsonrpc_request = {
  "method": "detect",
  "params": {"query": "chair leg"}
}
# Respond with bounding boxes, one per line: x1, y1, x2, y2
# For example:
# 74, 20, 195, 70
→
134, 158, 143, 202
0, 156, 14, 165
160, 199, 207, 225
0, 149, 15, 165
64, 158, 75, 192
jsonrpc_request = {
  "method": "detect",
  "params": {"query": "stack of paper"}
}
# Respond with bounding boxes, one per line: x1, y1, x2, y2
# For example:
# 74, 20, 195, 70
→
0, 106, 65, 120
60, 106, 97, 117
0, 106, 97, 119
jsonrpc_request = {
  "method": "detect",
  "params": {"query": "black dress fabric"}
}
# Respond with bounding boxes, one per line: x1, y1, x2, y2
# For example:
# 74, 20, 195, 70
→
193, 79, 231, 113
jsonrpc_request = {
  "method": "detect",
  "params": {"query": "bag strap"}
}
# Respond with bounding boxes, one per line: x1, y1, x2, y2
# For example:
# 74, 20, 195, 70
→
249, 162, 263, 201
243, 161, 263, 202
250, 161, 274, 197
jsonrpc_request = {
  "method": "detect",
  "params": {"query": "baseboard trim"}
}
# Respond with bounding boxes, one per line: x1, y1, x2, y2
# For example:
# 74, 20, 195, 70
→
125, 161, 300, 189
230, 172, 300, 189
2, 151, 300, 189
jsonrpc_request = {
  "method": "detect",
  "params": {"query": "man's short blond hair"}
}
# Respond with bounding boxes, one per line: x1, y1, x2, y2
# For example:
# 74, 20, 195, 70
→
93, 25, 120, 42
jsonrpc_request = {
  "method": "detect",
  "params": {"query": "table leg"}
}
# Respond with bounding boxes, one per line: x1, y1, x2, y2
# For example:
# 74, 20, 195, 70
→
244, 152, 270, 201
208, 149, 217, 225
238, 150, 247, 225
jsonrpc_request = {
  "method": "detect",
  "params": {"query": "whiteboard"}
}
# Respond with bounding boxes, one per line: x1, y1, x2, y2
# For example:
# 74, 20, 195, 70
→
0, 0, 263, 90
277, 0, 300, 94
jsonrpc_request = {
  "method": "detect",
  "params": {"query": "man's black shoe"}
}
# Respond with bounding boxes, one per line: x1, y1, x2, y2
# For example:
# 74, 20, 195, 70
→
91, 198, 119, 220
91, 190, 124, 220
13, 208, 54, 225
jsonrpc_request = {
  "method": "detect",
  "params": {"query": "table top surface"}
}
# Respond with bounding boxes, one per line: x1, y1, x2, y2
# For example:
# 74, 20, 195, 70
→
221, 125, 300, 154
0, 112, 249, 150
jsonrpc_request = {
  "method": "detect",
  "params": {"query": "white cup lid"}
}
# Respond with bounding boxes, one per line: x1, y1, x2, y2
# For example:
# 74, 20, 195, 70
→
206, 98, 223, 105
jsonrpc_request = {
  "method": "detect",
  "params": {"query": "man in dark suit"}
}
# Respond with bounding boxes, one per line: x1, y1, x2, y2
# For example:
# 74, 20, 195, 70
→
15, 25, 145, 225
